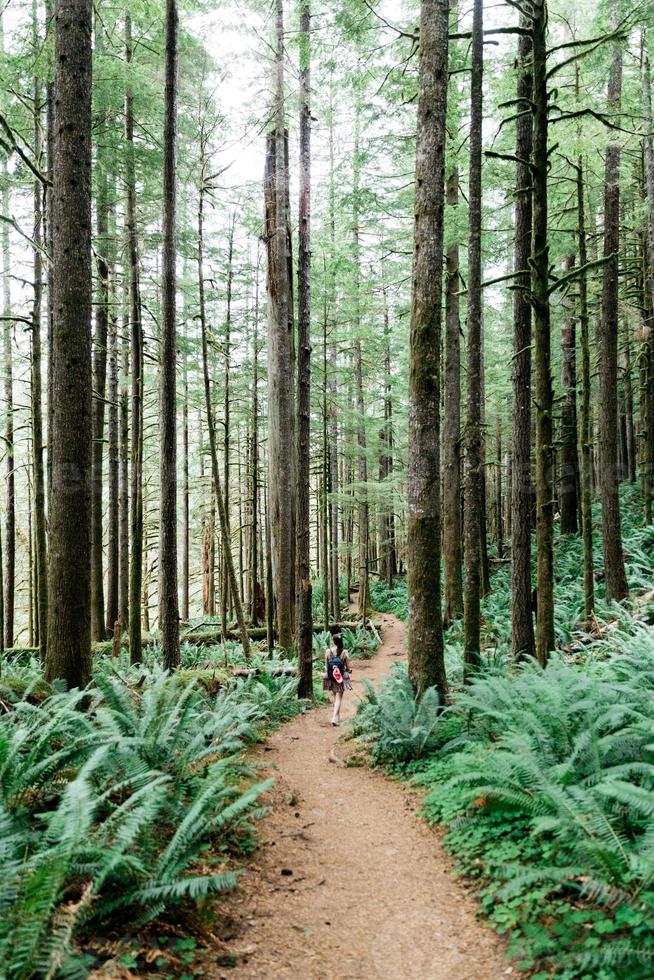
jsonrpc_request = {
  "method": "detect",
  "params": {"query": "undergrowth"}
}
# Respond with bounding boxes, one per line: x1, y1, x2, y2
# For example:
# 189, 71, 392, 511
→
355, 486, 654, 977
0, 664, 309, 977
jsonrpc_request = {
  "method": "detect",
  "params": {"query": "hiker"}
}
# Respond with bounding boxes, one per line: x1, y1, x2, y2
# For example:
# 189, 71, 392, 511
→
323, 632, 352, 727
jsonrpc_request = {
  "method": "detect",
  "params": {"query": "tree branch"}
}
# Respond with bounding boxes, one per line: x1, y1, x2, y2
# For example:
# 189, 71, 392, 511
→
547, 254, 611, 296
0, 112, 50, 186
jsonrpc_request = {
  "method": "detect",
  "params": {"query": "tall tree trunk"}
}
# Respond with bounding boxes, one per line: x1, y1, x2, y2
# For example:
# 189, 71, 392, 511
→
328, 92, 340, 621
91, 19, 109, 641
463, 0, 483, 673
265, 485, 274, 653
105, 203, 119, 635
576, 159, 595, 618
31, 28, 48, 663
118, 296, 130, 629
1, 148, 14, 650
105, 300, 119, 634
45, 0, 55, 514
296, 0, 313, 699
511, 18, 535, 660
641, 42, 654, 524
379, 286, 396, 588
250, 260, 260, 624
597, 1, 628, 603
159, 0, 180, 671
443, 166, 463, 625
532, 0, 555, 664
265, 1, 295, 650
495, 418, 503, 559
28, 464, 34, 646
220, 217, 235, 635
1, 6, 14, 650
352, 102, 369, 620
623, 322, 636, 483
560, 254, 579, 534
198, 158, 249, 657
406, 0, 448, 702
321, 293, 330, 630
181, 319, 190, 622
126, 15, 144, 663
45, 0, 92, 687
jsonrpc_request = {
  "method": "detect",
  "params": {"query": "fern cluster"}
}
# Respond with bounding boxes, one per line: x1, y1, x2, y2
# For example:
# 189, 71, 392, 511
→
415, 645, 654, 977
352, 666, 462, 767
0, 667, 303, 977
369, 579, 408, 620
357, 487, 654, 976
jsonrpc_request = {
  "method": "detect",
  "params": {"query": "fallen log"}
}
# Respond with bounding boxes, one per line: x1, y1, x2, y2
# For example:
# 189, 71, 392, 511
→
232, 666, 296, 678
2, 618, 384, 663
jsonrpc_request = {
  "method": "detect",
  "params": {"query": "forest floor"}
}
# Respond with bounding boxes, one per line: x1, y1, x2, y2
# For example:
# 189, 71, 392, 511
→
204, 613, 510, 979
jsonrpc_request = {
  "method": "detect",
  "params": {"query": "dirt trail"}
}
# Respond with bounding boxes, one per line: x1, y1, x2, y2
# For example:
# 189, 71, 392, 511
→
210, 614, 508, 979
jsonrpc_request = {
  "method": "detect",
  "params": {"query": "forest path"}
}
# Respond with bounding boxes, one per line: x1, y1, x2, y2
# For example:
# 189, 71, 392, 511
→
208, 613, 508, 979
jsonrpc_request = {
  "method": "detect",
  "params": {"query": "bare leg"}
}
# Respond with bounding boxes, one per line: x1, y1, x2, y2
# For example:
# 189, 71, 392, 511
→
332, 690, 343, 725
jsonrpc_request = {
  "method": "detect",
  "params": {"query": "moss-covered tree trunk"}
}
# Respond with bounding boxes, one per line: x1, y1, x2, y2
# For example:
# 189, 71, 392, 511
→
91, 22, 109, 640
576, 159, 595, 618
596, 0, 628, 603
406, 0, 448, 702
265, 0, 295, 651
1, 147, 14, 650
126, 15, 144, 664
532, 0, 554, 665
45, 0, 93, 688
159, 0, 180, 671
443, 167, 463, 625
559, 254, 579, 535
511, 19, 535, 661
463, 0, 483, 675
640, 43, 654, 525
296, 0, 313, 699
31, 21, 48, 665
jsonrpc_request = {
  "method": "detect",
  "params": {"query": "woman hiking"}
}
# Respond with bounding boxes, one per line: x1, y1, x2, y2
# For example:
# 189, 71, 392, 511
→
323, 632, 352, 726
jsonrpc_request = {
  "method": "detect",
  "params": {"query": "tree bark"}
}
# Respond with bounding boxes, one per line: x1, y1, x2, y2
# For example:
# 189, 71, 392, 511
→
31, 29, 48, 664
90, 19, 109, 641
265, 0, 295, 650
1, 144, 14, 650
576, 159, 595, 618
406, 0, 448, 702
559, 253, 579, 534
511, 18, 535, 661
296, 0, 313, 699
597, 0, 628, 603
220, 217, 235, 635
532, 0, 555, 664
379, 286, 396, 588
159, 0, 180, 671
181, 317, 190, 623
640, 42, 654, 523
118, 296, 130, 629
351, 101, 369, 621
105, 244, 119, 635
463, 0, 483, 674
328, 92, 340, 622
44, 0, 93, 688
1, 7, 13, 649
321, 299, 330, 631
495, 417, 503, 559
198, 151, 249, 657
126, 15, 144, 663
250, 257, 260, 624
443, 166, 463, 625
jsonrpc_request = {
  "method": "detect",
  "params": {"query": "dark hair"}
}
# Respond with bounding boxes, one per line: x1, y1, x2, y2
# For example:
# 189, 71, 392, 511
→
332, 633, 344, 655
